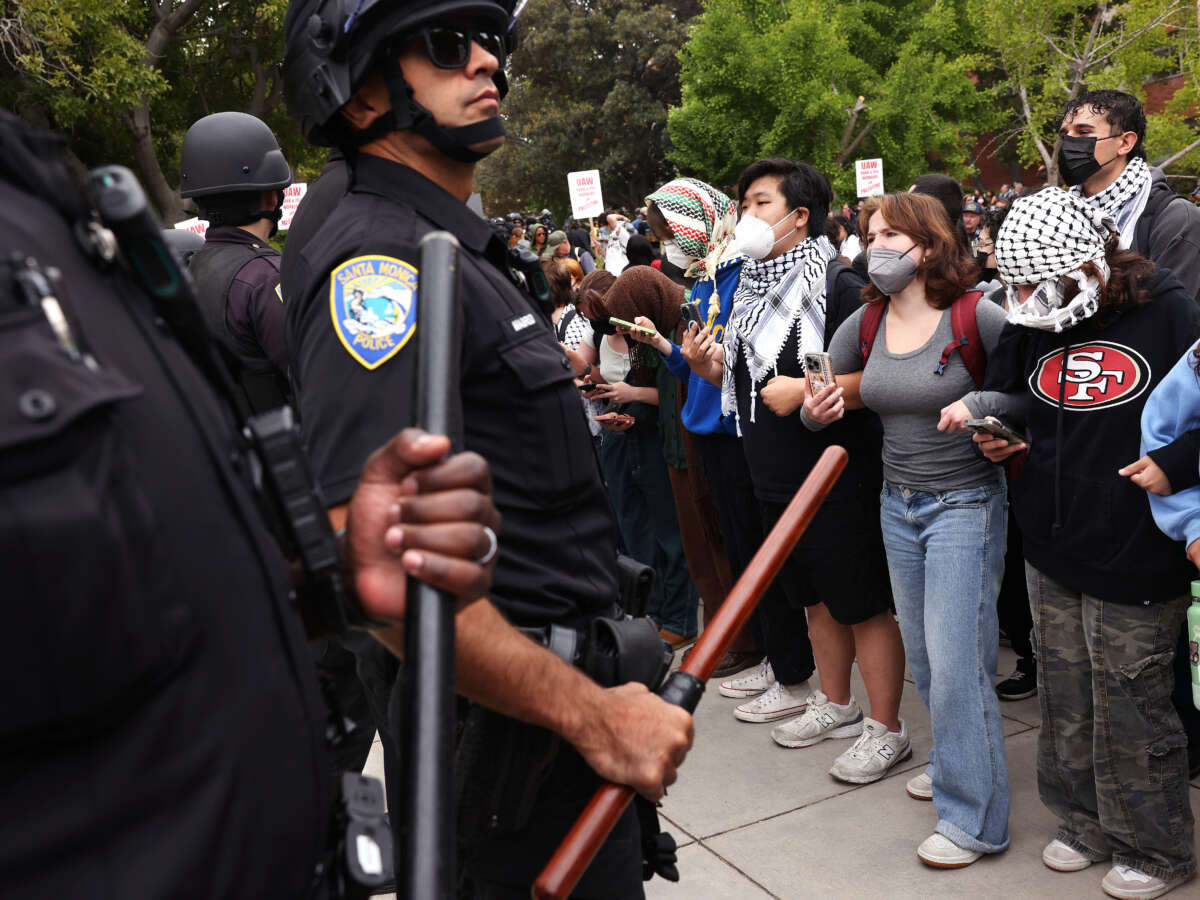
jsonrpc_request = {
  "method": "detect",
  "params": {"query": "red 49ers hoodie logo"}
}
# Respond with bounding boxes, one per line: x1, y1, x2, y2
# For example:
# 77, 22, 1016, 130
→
1028, 342, 1151, 410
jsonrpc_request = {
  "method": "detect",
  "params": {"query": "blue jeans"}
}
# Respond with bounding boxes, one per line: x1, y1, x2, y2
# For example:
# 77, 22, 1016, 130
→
879, 479, 1010, 853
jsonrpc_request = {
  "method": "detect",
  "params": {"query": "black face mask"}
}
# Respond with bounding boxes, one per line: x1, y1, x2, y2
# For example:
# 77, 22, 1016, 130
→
1058, 133, 1121, 186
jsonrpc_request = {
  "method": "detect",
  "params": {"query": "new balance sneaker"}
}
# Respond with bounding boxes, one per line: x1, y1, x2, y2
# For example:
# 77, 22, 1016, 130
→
770, 691, 864, 748
917, 833, 982, 869
1101, 865, 1196, 899
1042, 839, 1109, 873
996, 667, 1038, 701
718, 658, 773, 699
906, 770, 933, 800
733, 679, 809, 723
828, 717, 911, 783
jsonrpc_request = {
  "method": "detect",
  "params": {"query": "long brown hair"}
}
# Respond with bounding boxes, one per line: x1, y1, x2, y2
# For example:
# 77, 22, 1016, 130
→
1062, 235, 1154, 329
860, 192, 978, 309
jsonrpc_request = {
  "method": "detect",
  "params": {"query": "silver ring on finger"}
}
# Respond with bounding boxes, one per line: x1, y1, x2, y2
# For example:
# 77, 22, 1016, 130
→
475, 525, 499, 566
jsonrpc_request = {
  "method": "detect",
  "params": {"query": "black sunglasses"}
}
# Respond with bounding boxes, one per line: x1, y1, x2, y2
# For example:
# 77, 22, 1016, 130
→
414, 26, 507, 70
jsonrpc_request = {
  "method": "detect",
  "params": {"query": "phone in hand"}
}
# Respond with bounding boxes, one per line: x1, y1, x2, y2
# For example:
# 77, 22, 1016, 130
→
579, 381, 606, 394
679, 301, 703, 330
965, 417, 1025, 445
803, 352, 836, 396
608, 315, 657, 336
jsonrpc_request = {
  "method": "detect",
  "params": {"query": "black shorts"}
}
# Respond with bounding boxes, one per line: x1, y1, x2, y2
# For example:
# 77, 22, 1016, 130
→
758, 495, 893, 626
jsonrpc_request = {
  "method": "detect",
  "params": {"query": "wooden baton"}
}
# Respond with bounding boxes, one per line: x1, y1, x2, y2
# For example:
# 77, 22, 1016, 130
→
532, 445, 849, 900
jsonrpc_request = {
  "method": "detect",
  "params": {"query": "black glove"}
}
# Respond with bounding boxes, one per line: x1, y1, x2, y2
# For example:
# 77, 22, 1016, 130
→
634, 796, 679, 882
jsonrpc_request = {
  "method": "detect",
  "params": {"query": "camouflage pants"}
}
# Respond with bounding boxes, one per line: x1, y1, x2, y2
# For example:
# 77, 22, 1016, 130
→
1026, 563, 1196, 881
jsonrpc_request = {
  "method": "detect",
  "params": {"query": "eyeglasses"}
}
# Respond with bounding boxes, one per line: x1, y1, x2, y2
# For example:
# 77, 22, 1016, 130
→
414, 26, 506, 70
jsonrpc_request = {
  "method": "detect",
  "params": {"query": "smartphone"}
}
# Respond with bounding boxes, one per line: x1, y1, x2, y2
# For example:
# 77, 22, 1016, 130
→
608, 315, 657, 336
579, 382, 605, 394
803, 352, 836, 395
965, 417, 1025, 445
679, 301, 703, 330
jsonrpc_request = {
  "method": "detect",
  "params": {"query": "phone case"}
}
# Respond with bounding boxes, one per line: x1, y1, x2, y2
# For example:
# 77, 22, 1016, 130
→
804, 352, 836, 395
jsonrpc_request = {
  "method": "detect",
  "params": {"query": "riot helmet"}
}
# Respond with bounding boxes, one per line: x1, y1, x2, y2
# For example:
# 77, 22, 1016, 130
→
283, 0, 518, 161
179, 112, 292, 231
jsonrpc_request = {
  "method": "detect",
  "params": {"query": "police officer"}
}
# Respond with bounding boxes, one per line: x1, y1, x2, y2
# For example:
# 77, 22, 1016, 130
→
280, 0, 693, 895
181, 111, 293, 413
0, 106, 500, 898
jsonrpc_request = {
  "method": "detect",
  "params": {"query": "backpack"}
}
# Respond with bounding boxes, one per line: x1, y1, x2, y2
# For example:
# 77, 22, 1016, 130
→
858, 290, 986, 387
1133, 184, 1188, 257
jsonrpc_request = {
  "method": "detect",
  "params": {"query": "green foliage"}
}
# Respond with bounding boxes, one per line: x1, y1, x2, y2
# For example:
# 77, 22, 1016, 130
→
475, 0, 698, 216
668, 0, 999, 199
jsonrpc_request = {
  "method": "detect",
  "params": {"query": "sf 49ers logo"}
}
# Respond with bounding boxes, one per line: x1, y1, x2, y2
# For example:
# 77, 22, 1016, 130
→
1029, 341, 1150, 411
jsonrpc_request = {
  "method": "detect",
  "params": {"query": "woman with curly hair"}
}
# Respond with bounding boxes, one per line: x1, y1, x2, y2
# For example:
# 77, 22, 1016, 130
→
807, 190, 1020, 868
980, 188, 1198, 899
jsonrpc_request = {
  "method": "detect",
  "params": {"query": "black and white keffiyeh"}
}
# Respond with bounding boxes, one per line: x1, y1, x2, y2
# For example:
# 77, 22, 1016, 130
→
1069, 154, 1152, 249
995, 187, 1116, 332
721, 236, 836, 423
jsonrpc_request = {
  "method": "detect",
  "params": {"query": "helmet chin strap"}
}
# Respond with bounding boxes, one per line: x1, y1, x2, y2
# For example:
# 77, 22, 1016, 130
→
353, 53, 506, 163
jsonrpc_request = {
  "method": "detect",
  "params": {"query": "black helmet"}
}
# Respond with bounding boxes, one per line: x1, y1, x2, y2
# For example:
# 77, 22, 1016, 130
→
180, 112, 291, 198
283, 0, 516, 159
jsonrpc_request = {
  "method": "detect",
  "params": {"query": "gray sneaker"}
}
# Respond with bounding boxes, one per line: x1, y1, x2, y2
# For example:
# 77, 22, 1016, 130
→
770, 691, 863, 748
828, 717, 911, 784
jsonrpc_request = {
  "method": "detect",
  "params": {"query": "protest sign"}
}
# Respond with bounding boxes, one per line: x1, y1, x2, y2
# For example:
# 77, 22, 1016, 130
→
855, 159, 884, 197
567, 170, 604, 219
173, 216, 208, 237
278, 183, 308, 231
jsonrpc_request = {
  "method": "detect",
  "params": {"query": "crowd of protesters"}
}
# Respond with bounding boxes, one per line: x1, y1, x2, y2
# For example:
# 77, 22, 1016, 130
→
515, 88, 1200, 899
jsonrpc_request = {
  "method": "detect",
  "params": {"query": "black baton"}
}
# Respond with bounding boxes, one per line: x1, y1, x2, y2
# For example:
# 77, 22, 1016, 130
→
402, 232, 462, 900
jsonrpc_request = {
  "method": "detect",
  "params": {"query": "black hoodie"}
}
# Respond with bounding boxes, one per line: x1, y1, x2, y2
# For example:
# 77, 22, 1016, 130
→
985, 268, 1200, 604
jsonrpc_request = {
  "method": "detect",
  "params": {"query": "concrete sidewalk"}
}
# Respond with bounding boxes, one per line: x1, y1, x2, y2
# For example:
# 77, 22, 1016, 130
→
365, 645, 1200, 899
646, 645, 1200, 900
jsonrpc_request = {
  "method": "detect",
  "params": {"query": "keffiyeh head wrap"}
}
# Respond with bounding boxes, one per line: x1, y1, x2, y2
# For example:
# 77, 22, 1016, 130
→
645, 178, 737, 282
995, 187, 1116, 332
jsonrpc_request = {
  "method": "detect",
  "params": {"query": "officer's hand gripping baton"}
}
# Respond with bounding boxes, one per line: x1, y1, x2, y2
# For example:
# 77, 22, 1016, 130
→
403, 232, 462, 900
532, 446, 849, 900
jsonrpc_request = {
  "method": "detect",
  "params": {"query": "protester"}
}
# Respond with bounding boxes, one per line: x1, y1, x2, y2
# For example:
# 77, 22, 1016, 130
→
528, 222, 549, 255
679, 160, 907, 787
574, 275, 701, 646
567, 224, 597, 273
1060, 89, 1200, 298
542, 229, 570, 260
810, 190, 1016, 867
979, 187, 1197, 898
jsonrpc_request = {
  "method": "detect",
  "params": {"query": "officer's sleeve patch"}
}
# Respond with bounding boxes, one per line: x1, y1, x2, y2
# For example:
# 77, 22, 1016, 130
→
274, 283, 284, 302
329, 254, 418, 370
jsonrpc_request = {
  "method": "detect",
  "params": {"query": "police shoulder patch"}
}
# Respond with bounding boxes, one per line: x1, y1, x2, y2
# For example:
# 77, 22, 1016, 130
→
329, 254, 419, 370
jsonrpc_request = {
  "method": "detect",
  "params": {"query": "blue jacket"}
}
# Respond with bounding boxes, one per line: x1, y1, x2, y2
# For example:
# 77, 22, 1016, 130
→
660, 258, 743, 436
1142, 342, 1200, 550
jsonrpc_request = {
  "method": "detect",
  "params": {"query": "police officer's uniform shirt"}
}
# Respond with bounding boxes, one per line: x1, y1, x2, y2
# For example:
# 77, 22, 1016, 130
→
285, 155, 619, 627
0, 148, 330, 894
193, 225, 288, 372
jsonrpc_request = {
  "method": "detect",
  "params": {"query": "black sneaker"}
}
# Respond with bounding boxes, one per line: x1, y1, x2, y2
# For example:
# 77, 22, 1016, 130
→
996, 668, 1037, 701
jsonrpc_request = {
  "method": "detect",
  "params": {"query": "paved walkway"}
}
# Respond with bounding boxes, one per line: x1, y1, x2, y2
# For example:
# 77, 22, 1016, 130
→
366, 645, 1200, 899
645, 645, 1200, 900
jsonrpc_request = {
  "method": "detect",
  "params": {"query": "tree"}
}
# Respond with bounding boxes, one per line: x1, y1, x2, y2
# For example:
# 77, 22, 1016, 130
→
668, 0, 999, 200
475, 0, 700, 216
970, 0, 1195, 186
0, 0, 320, 221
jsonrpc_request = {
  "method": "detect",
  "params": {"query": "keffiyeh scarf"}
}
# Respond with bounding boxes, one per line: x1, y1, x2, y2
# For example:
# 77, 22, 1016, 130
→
646, 178, 738, 314
721, 236, 837, 424
995, 187, 1116, 332
1069, 154, 1152, 250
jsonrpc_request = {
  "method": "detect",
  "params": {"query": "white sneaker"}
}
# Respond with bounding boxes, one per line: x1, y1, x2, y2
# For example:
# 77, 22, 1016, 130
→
828, 718, 911, 784
1042, 839, 1109, 872
1101, 865, 1195, 899
770, 691, 864, 748
906, 770, 933, 800
917, 833, 982, 868
733, 679, 809, 723
718, 658, 774, 699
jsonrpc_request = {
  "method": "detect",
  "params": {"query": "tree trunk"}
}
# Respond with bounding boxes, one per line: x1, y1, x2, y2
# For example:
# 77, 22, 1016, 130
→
121, 0, 207, 222
126, 104, 186, 222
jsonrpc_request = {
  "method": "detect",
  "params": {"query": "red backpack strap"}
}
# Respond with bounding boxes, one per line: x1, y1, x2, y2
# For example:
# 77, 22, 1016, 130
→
858, 301, 887, 364
935, 291, 985, 387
